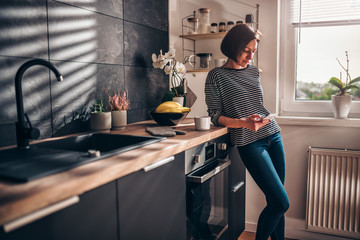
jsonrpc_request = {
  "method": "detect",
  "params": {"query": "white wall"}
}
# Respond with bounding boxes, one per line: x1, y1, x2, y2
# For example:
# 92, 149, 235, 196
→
169, 1, 360, 239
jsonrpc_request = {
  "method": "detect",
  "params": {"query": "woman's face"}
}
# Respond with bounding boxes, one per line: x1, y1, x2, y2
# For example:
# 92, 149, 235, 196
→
237, 39, 258, 68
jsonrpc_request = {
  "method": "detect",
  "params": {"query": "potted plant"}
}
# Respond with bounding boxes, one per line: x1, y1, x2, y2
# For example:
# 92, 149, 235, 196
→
152, 48, 193, 106
90, 99, 111, 131
104, 88, 130, 129
329, 51, 360, 118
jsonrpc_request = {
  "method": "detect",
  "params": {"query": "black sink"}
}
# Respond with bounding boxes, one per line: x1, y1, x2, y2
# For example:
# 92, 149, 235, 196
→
0, 133, 165, 182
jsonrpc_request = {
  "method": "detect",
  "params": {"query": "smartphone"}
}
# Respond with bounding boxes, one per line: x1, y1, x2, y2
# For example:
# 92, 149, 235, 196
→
263, 113, 276, 119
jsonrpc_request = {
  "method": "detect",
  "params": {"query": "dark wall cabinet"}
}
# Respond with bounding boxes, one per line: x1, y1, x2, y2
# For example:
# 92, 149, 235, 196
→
0, 181, 118, 240
117, 152, 186, 240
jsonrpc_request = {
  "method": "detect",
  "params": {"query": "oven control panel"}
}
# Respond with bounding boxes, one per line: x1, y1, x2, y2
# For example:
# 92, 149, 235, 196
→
184, 134, 230, 175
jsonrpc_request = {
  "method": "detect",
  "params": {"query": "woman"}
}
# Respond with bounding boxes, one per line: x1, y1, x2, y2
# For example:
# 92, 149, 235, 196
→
205, 24, 289, 240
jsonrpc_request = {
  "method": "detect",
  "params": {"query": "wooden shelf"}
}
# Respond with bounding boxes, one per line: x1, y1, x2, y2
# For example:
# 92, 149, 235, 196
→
180, 32, 226, 40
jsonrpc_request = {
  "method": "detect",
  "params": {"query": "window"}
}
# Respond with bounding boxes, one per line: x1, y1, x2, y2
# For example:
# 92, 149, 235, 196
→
279, 0, 360, 117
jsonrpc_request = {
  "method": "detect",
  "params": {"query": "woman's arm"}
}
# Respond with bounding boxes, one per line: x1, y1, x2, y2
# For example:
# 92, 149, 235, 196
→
218, 115, 271, 132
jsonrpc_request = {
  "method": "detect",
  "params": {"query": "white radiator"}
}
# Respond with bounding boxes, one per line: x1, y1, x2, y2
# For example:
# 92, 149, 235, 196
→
306, 147, 360, 239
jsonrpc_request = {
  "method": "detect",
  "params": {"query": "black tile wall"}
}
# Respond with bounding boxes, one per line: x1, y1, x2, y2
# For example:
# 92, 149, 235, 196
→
0, 0, 168, 147
0, 0, 48, 58
55, 0, 123, 19
123, 0, 168, 32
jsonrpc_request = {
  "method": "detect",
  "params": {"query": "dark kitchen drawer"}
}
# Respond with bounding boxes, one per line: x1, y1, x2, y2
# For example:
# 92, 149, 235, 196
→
0, 182, 118, 240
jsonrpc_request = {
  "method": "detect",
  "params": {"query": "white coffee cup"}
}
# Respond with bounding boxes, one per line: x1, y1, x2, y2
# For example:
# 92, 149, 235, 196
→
194, 116, 211, 131
214, 58, 226, 67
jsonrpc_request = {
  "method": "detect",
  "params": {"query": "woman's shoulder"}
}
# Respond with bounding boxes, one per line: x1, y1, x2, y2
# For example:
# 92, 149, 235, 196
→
246, 65, 260, 74
206, 67, 224, 83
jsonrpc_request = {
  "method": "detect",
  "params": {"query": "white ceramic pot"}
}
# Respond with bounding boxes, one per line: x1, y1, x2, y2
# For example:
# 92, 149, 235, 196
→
90, 112, 111, 131
111, 110, 127, 129
172, 97, 184, 107
331, 95, 352, 119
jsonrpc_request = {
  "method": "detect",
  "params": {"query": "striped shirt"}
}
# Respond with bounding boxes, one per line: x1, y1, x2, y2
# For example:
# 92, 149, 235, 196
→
205, 65, 281, 146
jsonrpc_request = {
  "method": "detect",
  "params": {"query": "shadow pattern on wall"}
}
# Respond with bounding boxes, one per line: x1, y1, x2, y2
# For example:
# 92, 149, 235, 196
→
0, 0, 169, 147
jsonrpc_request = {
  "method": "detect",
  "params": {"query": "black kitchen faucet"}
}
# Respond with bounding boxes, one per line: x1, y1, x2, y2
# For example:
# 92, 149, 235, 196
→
15, 59, 63, 149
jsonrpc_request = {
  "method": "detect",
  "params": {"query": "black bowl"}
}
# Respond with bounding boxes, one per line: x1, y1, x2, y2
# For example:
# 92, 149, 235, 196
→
149, 111, 189, 126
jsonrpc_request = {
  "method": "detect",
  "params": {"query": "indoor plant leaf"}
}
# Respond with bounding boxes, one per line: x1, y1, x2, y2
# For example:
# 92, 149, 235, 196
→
349, 76, 360, 85
329, 77, 344, 90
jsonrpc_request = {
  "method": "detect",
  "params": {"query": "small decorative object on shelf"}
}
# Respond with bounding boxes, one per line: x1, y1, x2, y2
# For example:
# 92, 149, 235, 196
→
196, 53, 212, 69
211, 23, 218, 33
198, 8, 211, 34
219, 22, 226, 32
329, 51, 360, 119
227, 21, 235, 31
187, 17, 199, 34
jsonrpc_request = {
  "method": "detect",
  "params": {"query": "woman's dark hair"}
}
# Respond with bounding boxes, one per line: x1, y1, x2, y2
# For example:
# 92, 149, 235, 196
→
221, 24, 260, 62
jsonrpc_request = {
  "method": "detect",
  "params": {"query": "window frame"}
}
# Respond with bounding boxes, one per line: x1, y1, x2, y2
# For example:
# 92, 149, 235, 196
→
278, 0, 360, 118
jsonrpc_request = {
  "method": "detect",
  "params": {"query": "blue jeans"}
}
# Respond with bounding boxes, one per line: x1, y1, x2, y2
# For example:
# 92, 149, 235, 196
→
237, 132, 289, 240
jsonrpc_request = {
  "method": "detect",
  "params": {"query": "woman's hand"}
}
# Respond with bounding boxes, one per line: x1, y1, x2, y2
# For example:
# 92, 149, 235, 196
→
244, 114, 271, 132
218, 114, 271, 132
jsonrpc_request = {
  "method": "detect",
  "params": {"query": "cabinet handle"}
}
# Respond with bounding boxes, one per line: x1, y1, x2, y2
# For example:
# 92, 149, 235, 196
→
3, 195, 79, 233
143, 156, 175, 172
231, 181, 244, 193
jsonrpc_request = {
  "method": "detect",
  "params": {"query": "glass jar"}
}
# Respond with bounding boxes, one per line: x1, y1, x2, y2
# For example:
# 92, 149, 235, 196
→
210, 23, 218, 33
187, 17, 199, 34
196, 53, 212, 69
236, 20, 243, 25
198, 8, 211, 34
219, 22, 226, 32
227, 21, 234, 31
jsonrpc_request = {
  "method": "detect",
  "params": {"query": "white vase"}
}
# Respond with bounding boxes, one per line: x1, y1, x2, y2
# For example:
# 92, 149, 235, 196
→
111, 110, 127, 129
331, 95, 352, 119
172, 96, 184, 107
90, 112, 111, 131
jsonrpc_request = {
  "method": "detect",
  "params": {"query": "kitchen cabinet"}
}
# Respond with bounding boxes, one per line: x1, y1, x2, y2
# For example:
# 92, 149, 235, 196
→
228, 147, 246, 240
0, 181, 118, 240
117, 152, 186, 240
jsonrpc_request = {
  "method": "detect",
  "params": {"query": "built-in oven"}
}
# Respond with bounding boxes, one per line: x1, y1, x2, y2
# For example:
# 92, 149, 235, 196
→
185, 135, 231, 240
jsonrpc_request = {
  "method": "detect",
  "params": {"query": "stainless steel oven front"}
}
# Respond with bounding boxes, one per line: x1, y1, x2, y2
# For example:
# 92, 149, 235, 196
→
185, 135, 230, 240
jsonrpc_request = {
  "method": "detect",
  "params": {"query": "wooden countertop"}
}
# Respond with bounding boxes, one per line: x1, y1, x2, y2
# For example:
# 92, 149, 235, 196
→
0, 119, 228, 226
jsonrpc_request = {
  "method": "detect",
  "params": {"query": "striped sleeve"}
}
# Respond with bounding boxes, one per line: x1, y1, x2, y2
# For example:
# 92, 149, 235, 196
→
205, 70, 223, 126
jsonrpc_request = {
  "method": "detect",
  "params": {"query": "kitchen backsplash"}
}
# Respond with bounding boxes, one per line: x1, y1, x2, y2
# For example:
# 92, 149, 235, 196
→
0, 0, 169, 147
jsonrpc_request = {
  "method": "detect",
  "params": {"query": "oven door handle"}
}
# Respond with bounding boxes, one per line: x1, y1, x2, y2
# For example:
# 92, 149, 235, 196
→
187, 159, 231, 183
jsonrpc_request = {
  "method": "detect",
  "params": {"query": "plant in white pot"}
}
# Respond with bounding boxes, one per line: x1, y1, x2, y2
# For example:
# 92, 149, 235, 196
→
90, 99, 111, 131
329, 51, 360, 119
104, 88, 130, 130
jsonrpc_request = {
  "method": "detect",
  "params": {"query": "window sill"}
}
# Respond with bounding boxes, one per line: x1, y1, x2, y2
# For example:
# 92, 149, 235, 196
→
275, 116, 360, 128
